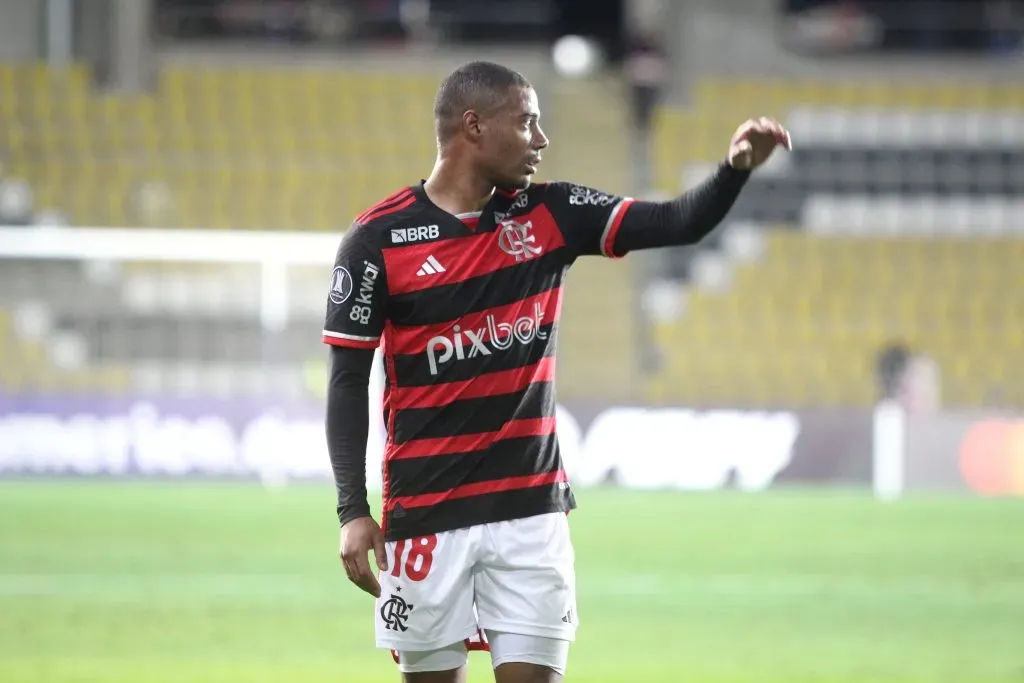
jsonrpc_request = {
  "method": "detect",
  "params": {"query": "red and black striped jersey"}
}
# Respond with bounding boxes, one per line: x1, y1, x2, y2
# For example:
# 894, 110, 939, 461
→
323, 181, 634, 541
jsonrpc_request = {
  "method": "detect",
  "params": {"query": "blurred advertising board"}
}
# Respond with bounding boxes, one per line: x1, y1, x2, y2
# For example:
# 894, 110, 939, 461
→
905, 410, 1024, 496
0, 395, 875, 491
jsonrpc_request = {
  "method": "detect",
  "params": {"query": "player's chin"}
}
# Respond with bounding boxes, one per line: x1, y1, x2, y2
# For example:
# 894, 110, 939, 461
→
502, 173, 532, 191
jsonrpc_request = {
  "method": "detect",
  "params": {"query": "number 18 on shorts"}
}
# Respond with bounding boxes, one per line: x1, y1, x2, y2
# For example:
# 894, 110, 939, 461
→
374, 513, 578, 652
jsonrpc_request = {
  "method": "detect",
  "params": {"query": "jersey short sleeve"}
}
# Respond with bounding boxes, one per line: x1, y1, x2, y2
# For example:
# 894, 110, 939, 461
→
543, 181, 635, 259
322, 225, 388, 350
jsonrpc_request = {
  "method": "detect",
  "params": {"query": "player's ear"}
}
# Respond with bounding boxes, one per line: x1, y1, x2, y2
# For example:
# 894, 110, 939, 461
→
463, 110, 483, 140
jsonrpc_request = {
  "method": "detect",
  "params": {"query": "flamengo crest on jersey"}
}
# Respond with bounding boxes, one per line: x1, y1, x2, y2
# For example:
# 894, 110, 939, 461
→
496, 220, 543, 262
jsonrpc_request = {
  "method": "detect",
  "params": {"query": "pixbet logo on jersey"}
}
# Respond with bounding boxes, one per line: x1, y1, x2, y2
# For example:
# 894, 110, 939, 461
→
425, 303, 548, 375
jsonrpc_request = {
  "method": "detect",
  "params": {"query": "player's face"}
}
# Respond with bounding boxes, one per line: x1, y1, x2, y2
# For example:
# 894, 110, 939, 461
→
481, 86, 549, 191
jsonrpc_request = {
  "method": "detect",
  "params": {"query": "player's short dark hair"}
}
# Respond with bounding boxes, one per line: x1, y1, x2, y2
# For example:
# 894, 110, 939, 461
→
433, 61, 532, 144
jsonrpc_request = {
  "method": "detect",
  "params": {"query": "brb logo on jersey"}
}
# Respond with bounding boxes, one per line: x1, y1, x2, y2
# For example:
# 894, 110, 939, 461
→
497, 220, 542, 263
391, 224, 439, 244
425, 303, 548, 375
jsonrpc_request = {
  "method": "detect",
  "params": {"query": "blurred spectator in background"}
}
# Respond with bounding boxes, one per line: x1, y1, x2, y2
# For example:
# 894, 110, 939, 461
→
876, 343, 941, 414
877, 342, 911, 402
624, 28, 667, 199
625, 30, 667, 138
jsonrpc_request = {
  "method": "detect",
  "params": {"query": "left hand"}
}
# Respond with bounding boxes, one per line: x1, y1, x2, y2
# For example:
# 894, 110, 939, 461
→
728, 117, 793, 171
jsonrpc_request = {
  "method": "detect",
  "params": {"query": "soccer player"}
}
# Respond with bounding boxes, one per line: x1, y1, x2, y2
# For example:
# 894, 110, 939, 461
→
324, 61, 791, 683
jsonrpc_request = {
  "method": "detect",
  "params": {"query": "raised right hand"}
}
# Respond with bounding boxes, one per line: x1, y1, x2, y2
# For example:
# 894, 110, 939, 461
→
728, 116, 792, 170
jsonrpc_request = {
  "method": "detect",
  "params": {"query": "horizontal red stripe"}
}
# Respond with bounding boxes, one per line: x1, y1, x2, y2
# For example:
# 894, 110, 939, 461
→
382, 204, 565, 295
388, 416, 555, 461
323, 334, 379, 349
388, 468, 567, 511
391, 356, 556, 410
461, 215, 480, 230
388, 286, 562, 354
356, 188, 412, 224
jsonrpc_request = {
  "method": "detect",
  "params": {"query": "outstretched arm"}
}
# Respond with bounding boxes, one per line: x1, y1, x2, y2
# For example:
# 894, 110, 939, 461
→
551, 116, 792, 260
614, 116, 792, 254
613, 162, 751, 253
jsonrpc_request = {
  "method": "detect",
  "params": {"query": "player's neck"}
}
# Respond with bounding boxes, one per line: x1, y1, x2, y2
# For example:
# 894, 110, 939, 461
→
423, 158, 495, 217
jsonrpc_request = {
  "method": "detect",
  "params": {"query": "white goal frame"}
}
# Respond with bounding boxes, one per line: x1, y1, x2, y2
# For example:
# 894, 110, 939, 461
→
0, 226, 341, 332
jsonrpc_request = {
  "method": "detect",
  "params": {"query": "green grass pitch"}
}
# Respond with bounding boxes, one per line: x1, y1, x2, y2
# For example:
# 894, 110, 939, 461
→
1, 481, 1022, 682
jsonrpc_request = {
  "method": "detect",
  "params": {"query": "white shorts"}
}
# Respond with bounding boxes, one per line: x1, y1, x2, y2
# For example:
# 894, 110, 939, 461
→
374, 512, 578, 653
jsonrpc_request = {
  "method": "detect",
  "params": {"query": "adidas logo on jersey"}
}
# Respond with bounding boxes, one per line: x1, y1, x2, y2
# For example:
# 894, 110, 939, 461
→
416, 255, 447, 277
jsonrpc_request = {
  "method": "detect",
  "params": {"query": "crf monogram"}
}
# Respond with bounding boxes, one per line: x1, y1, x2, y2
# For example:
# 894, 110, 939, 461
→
497, 220, 542, 262
380, 592, 415, 632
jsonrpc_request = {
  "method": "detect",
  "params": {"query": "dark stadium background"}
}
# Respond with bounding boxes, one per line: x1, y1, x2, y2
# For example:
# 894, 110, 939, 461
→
0, 1, 1022, 682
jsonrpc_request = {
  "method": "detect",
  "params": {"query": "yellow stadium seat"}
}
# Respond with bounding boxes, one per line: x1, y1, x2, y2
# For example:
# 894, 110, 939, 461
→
651, 230, 1023, 408
1, 62, 446, 229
